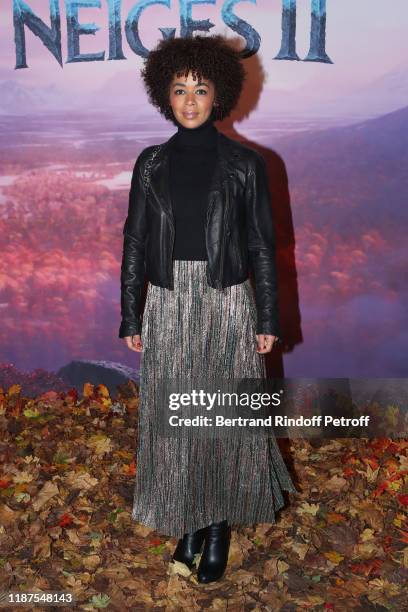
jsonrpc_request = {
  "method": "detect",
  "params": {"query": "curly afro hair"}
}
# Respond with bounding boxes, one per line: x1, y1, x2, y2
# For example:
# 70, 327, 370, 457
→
140, 35, 246, 124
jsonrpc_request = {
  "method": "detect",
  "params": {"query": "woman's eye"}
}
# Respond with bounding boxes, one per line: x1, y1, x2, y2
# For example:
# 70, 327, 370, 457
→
174, 89, 208, 95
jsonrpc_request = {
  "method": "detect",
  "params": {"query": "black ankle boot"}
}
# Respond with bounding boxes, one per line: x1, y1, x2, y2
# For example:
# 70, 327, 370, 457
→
197, 520, 231, 583
172, 526, 207, 569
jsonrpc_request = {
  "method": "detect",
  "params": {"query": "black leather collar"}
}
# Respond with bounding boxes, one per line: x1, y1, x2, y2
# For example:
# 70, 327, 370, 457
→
148, 131, 245, 225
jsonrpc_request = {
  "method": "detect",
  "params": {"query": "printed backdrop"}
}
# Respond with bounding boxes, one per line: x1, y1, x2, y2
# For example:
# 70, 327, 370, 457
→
0, 0, 407, 381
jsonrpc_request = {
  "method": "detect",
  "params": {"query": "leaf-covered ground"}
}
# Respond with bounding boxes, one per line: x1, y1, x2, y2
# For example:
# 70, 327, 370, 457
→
0, 382, 407, 611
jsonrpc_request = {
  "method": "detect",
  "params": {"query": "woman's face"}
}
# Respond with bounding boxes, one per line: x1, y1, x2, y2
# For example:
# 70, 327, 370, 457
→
169, 70, 216, 128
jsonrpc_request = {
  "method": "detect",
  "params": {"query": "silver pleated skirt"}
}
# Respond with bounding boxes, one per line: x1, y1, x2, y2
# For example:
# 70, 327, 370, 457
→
131, 260, 297, 538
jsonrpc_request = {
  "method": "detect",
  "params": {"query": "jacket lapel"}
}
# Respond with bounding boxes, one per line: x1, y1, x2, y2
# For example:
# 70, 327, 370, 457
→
148, 136, 175, 221
148, 129, 230, 224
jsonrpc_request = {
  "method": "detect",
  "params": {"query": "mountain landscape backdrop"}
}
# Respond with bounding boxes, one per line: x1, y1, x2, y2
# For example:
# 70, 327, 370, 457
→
0, 0, 407, 381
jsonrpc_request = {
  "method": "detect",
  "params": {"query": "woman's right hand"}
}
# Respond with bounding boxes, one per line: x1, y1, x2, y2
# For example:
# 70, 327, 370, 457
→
124, 335, 143, 352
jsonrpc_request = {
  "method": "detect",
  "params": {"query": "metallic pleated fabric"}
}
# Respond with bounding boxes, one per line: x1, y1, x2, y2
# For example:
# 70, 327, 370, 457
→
131, 260, 297, 538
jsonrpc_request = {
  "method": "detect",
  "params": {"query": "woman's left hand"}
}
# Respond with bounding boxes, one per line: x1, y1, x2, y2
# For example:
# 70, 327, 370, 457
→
256, 334, 278, 354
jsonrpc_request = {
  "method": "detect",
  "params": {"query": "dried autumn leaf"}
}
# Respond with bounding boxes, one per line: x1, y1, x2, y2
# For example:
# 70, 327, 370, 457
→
32, 480, 60, 511
230, 568, 257, 585
360, 528, 375, 542
32, 535, 52, 561
305, 595, 325, 605
114, 450, 133, 461
86, 434, 112, 456
166, 573, 185, 597
373, 481, 389, 497
350, 558, 382, 577
329, 580, 360, 603
367, 578, 399, 603
324, 551, 344, 564
357, 464, 380, 482
116, 576, 152, 592
64, 574, 85, 597
397, 494, 408, 507
59, 513, 73, 528
297, 502, 320, 516
82, 554, 101, 570
129, 554, 148, 569
393, 513, 407, 528
132, 523, 155, 537
353, 540, 380, 559
23, 454, 40, 465
123, 461, 136, 476
168, 559, 192, 577
356, 503, 384, 531
326, 513, 345, 524
64, 470, 98, 491
14, 491, 30, 503
65, 529, 81, 546
290, 542, 310, 560
89, 593, 111, 609
384, 457, 400, 473
397, 529, 408, 545
263, 557, 279, 580
325, 474, 348, 491
343, 467, 355, 478
0, 504, 15, 525
227, 538, 245, 568
12, 470, 34, 484
366, 464, 381, 482
205, 598, 228, 612
277, 559, 290, 574
398, 454, 408, 469
389, 480, 402, 491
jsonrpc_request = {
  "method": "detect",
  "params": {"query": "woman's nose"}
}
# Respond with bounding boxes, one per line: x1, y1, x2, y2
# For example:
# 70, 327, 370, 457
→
185, 92, 196, 104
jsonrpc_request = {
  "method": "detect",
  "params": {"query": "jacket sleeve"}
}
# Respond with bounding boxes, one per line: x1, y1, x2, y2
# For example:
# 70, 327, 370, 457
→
245, 151, 281, 338
118, 152, 147, 338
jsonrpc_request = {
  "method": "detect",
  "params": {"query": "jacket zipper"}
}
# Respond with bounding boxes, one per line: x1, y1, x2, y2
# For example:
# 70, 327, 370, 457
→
167, 155, 175, 289
218, 179, 230, 289
169, 220, 175, 288
206, 195, 215, 286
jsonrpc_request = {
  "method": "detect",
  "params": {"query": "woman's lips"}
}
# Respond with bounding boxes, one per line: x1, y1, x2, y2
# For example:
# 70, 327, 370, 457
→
183, 112, 198, 119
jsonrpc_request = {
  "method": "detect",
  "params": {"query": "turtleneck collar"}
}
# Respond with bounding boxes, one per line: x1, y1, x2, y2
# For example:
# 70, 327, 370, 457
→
172, 115, 218, 150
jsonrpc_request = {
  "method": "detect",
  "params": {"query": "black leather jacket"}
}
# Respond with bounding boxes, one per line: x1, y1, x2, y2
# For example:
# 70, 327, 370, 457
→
119, 129, 281, 339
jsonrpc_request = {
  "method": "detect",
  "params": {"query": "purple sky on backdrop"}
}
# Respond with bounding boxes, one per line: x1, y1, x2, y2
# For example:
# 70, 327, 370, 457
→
0, 0, 407, 103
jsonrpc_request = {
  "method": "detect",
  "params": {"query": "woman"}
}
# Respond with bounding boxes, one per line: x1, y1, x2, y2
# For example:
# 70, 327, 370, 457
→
119, 34, 297, 583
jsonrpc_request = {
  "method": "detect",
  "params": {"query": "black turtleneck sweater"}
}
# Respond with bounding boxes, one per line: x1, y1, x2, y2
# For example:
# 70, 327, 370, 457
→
169, 116, 218, 260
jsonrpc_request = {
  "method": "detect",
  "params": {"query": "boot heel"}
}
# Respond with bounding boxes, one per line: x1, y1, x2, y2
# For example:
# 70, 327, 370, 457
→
197, 520, 231, 583
172, 526, 207, 569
